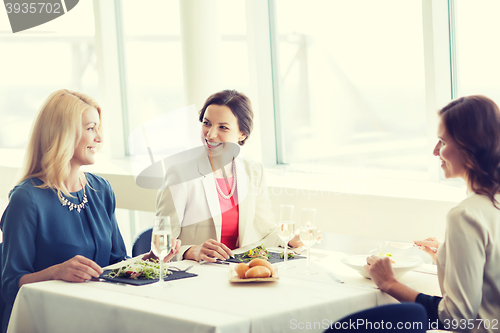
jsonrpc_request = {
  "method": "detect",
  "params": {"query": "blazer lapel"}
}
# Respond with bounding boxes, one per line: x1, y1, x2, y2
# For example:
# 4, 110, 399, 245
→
198, 153, 222, 242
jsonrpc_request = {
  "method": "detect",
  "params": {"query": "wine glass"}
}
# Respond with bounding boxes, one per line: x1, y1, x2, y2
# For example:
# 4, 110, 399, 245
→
151, 216, 172, 287
299, 208, 318, 275
278, 204, 295, 269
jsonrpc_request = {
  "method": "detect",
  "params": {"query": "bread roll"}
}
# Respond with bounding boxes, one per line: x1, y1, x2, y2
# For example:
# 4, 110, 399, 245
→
245, 266, 271, 278
248, 258, 273, 272
235, 263, 250, 278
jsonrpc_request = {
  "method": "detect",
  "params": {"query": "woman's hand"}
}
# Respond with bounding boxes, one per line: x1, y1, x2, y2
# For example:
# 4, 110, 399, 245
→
288, 234, 303, 248
364, 255, 398, 292
184, 239, 233, 262
142, 238, 182, 263
53, 255, 103, 283
164, 239, 181, 262
288, 229, 323, 248
414, 237, 441, 264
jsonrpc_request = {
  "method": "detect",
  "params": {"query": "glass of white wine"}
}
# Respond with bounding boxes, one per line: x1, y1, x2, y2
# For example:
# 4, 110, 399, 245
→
151, 216, 172, 287
278, 204, 295, 269
299, 208, 318, 275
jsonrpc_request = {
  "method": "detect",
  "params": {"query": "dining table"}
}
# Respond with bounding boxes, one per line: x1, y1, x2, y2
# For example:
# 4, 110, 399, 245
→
6, 248, 440, 333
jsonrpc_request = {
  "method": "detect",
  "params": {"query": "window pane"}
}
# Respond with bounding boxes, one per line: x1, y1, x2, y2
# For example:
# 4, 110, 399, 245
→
455, 0, 500, 104
219, 0, 249, 91
122, 0, 259, 159
122, 0, 185, 137
0, 1, 98, 148
275, 0, 426, 178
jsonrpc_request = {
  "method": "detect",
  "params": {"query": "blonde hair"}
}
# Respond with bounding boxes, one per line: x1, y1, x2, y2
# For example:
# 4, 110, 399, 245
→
19, 89, 102, 197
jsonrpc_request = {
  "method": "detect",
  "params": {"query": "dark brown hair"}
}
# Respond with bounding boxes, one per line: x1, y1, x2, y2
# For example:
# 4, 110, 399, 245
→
199, 90, 253, 146
439, 95, 500, 208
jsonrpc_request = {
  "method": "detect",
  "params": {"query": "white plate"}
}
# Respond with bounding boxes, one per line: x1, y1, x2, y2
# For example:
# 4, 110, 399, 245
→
341, 255, 423, 279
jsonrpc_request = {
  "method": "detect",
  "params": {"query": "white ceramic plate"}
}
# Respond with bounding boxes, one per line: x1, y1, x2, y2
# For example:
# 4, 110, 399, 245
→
341, 255, 423, 279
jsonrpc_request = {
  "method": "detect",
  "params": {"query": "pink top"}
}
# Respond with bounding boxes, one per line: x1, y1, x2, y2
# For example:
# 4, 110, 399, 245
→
216, 177, 239, 250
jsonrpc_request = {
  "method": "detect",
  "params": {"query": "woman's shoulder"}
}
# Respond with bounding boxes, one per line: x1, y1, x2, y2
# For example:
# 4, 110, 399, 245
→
84, 173, 116, 210
238, 157, 266, 181
164, 160, 199, 187
165, 152, 211, 185
455, 193, 496, 211
8, 178, 44, 201
239, 156, 264, 171
85, 173, 113, 192
448, 193, 499, 229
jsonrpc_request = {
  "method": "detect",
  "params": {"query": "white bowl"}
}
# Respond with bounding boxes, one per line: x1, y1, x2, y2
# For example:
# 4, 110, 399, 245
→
341, 255, 423, 279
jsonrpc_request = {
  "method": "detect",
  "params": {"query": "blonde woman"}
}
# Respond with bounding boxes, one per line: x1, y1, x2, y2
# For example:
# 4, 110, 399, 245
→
0, 89, 180, 332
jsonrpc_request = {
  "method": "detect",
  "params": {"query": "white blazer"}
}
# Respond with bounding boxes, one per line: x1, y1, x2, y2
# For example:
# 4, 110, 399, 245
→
435, 193, 500, 332
156, 153, 280, 260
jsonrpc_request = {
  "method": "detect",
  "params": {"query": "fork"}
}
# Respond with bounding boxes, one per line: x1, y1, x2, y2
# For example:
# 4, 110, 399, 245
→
168, 265, 193, 272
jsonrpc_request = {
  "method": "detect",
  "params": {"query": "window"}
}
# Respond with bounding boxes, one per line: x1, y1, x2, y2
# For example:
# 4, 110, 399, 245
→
121, 0, 262, 166
0, 1, 98, 149
455, 0, 500, 104
273, 0, 428, 180
121, 0, 185, 138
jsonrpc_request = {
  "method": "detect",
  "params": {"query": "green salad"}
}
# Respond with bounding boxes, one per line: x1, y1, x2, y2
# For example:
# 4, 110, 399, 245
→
240, 244, 270, 261
378, 253, 395, 264
280, 252, 295, 259
107, 259, 172, 280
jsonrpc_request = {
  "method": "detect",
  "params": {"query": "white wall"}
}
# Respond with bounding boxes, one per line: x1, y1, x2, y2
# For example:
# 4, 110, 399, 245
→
98, 170, 456, 243
0, 161, 458, 248
268, 186, 454, 243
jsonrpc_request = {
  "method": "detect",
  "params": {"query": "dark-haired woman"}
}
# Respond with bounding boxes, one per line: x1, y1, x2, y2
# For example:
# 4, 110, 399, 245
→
156, 90, 303, 262
366, 95, 500, 332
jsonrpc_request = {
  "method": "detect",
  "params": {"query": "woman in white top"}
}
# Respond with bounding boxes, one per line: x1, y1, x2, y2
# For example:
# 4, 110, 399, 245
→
156, 90, 302, 262
366, 95, 500, 332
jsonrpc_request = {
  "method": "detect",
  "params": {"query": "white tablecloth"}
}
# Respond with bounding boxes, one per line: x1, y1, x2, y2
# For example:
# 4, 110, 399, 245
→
7, 249, 440, 333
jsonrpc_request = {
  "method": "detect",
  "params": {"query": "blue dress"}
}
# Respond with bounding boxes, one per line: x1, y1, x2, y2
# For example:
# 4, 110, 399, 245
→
0, 173, 127, 332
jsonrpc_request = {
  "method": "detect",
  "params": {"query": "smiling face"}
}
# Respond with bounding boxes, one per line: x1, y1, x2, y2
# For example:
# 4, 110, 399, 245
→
201, 104, 246, 150
433, 117, 467, 180
71, 107, 102, 167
